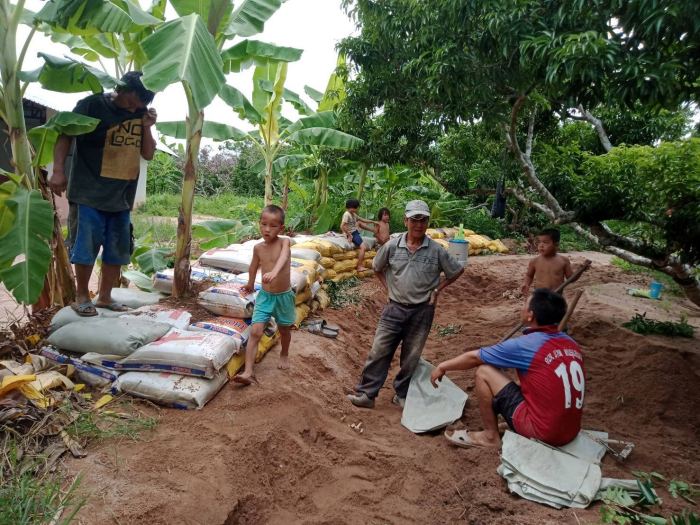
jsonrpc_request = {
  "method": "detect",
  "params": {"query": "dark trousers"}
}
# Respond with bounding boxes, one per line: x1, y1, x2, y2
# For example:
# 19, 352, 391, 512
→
356, 301, 435, 400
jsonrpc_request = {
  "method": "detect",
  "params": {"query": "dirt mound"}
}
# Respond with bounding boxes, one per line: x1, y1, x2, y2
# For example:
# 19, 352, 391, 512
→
65, 252, 700, 524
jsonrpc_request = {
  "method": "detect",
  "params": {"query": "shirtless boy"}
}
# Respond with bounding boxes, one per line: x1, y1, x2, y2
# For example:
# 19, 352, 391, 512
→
521, 228, 573, 294
235, 205, 294, 385
374, 207, 391, 246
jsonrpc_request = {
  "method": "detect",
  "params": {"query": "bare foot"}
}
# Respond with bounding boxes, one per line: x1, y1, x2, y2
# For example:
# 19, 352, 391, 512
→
278, 355, 289, 370
233, 373, 257, 386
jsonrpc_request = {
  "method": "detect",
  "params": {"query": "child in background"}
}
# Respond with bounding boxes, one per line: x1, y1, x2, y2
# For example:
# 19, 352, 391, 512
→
521, 228, 574, 295
341, 198, 378, 272
374, 207, 391, 246
235, 205, 294, 385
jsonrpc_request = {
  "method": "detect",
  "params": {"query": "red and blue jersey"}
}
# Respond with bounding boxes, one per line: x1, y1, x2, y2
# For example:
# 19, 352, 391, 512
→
479, 326, 585, 446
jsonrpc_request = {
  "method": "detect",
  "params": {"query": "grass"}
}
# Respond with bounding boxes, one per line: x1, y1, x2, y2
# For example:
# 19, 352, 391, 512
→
65, 409, 158, 444
611, 256, 683, 296
434, 323, 463, 337
135, 192, 263, 220
326, 277, 362, 309
0, 436, 85, 525
622, 313, 694, 338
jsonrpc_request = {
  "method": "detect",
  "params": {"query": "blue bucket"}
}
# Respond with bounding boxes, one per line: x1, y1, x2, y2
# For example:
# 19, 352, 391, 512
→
649, 281, 663, 300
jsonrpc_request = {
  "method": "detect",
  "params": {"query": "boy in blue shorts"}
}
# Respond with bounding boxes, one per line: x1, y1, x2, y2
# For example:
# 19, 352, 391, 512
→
235, 205, 294, 385
341, 198, 378, 272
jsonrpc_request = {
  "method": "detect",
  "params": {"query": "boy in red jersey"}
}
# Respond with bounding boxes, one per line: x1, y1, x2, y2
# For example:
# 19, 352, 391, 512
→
431, 289, 584, 448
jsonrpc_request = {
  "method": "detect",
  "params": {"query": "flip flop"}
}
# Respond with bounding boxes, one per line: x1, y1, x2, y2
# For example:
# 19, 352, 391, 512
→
94, 302, 131, 312
233, 374, 258, 386
70, 301, 98, 317
301, 320, 339, 338
444, 429, 496, 449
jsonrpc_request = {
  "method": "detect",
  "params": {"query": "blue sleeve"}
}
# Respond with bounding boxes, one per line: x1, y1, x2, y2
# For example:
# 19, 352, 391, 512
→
479, 337, 537, 371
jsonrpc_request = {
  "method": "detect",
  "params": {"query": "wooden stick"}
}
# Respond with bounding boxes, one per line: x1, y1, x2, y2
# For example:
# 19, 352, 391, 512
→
499, 259, 592, 342
558, 289, 584, 331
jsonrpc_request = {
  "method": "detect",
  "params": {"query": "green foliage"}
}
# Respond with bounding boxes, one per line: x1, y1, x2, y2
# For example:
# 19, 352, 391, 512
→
66, 410, 157, 443
28, 111, 100, 167
135, 192, 264, 221
0, 439, 84, 525
622, 313, 694, 338
0, 186, 54, 305
669, 480, 699, 505
326, 277, 361, 309
610, 256, 682, 296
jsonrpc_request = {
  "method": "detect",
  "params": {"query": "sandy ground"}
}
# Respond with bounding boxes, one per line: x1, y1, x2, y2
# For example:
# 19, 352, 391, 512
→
64, 251, 700, 524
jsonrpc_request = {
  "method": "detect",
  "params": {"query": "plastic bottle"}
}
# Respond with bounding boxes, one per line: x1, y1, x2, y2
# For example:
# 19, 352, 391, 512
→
454, 223, 465, 240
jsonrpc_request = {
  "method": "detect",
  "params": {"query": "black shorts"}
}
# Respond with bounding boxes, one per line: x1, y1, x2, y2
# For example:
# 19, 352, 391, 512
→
492, 382, 524, 431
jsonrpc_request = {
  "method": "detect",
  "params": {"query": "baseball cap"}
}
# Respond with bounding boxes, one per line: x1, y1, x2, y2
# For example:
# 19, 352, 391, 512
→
405, 200, 431, 218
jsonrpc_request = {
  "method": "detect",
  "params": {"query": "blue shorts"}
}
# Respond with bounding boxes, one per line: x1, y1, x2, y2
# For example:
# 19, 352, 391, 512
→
69, 204, 131, 266
351, 230, 363, 248
252, 289, 296, 327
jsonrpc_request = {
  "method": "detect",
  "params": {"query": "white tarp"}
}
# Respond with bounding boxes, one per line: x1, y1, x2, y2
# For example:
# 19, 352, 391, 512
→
401, 359, 468, 433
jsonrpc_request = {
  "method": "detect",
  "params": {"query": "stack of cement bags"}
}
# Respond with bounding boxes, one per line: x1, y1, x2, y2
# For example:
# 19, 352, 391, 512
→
425, 227, 509, 255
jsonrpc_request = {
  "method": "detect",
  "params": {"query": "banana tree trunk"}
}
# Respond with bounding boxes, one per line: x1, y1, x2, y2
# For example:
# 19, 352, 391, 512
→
0, 0, 33, 188
173, 89, 203, 298
281, 170, 290, 211
356, 162, 368, 200
264, 155, 274, 205
319, 167, 328, 207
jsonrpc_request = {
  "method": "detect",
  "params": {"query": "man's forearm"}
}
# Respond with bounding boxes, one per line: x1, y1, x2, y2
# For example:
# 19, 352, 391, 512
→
438, 350, 482, 373
374, 270, 387, 291
438, 268, 464, 292
141, 126, 156, 160
53, 135, 72, 173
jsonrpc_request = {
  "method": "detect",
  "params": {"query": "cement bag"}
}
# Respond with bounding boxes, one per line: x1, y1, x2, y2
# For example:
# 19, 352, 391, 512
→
334, 259, 358, 273
47, 318, 170, 356
50, 305, 131, 332
466, 234, 489, 250
365, 250, 377, 258
320, 235, 353, 252
113, 369, 227, 409
332, 250, 357, 261
426, 228, 445, 239
433, 238, 450, 250
295, 287, 312, 306
110, 288, 165, 308
324, 269, 337, 279
291, 248, 322, 262
291, 259, 319, 286
358, 269, 374, 279
40, 346, 120, 387
126, 306, 192, 330
319, 257, 336, 269
316, 289, 330, 309
294, 304, 311, 328
293, 240, 333, 257
488, 239, 509, 253
226, 330, 280, 377
198, 248, 254, 273
198, 283, 255, 318
290, 269, 308, 293
190, 317, 251, 344
232, 272, 263, 291
362, 237, 377, 250
112, 329, 239, 378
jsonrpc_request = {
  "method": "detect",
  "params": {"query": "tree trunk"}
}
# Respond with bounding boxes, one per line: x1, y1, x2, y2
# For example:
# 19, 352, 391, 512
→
281, 170, 289, 211
173, 89, 203, 298
356, 162, 368, 200
264, 155, 273, 205
319, 167, 328, 207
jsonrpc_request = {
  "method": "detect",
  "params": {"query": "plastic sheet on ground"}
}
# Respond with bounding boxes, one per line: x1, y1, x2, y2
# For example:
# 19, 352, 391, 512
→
113, 369, 228, 409
401, 358, 468, 433
46, 318, 171, 356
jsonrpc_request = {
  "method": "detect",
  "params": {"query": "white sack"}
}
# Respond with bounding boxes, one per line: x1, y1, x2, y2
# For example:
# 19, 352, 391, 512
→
112, 329, 239, 378
110, 288, 166, 308
46, 318, 170, 356
198, 248, 254, 273
291, 248, 322, 262
401, 359, 468, 433
124, 306, 192, 330
113, 369, 228, 409
198, 283, 255, 318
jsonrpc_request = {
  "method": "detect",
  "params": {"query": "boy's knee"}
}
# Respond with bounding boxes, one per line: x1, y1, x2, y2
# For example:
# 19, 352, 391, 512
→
250, 323, 265, 338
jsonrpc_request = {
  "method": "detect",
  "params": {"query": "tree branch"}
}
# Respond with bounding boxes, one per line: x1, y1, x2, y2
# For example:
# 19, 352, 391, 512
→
576, 105, 613, 152
525, 112, 534, 157
589, 222, 668, 262
506, 187, 557, 220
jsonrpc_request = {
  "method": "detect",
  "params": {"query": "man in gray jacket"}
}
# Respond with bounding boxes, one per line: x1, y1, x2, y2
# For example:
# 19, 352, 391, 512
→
347, 200, 464, 408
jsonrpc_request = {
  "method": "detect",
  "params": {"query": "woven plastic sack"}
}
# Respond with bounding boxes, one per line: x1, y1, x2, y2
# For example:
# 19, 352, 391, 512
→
362, 237, 377, 250
113, 369, 228, 409
226, 330, 280, 377
334, 259, 358, 273
125, 306, 192, 330
295, 287, 312, 306
294, 304, 311, 327
319, 235, 353, 252
198, 283, 255, 318
110, 288, 165, 308
466, 234, 490, 250
332, 250, 357, 261
112, 329, 239, 378
319, 257, 336, 269
189, 317, 251, 343
316, 288, 331, 309
198, 248, 254, 273
324, 269, 337, 279
47, 318, 170, 356
50, 305, 130, 332
293, 240, 332, 257
291, 248, 322, 262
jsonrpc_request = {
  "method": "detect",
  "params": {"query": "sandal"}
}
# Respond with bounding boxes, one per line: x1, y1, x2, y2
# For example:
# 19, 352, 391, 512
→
94, 302, 130, 312
444, 429, 499, 449
301, 319, 339, 338
70, 301, 98, 317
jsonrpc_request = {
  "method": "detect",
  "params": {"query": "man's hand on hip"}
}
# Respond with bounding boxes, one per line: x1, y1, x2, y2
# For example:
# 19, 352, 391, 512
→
48, 170, 67, 195
430, 288, 440, 306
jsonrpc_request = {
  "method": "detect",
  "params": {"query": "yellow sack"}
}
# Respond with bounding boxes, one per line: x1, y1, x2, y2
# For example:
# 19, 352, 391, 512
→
225, 331, 281, 377
426, 228, 445, 239
334, 259, 358, 273
291, 259, 320, 286
320, 257, 336, 269
365, 250, 377, 258
357, 269, 374, 279
466, 234, 490, 250
316, 288, 330, 309
29, 371, 75, 392
333, 250, 357, 261
294, 241, 331, 257
294, 304, 311, 327
0, 374, 35, 397
488, 239, 509, 253
316, 239, 343, 256
310, 299, 320, 313
324, 269, 337, 279
364, 257, 374, 268
295, 287, 312, 306
331, 271, 355, 282
433, 238, 450, 250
